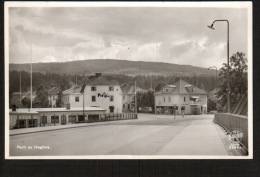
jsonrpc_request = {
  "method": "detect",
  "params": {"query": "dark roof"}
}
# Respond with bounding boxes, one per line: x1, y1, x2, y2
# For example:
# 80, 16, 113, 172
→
210, 88, 220, 94
120, 84, 146, 94
48, 87, 61, 95
62, 85, 82, 94
155, 79, 207, 95
12, 92, 22, 95
80, 76, 119, 93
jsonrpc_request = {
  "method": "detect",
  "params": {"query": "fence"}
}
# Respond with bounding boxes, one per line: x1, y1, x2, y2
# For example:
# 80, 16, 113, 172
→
98, 113, 138, 122
214, 113, 248, 151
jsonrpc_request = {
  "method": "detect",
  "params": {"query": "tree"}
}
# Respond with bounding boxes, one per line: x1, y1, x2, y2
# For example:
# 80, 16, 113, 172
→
32, 85, 49, 108
136, 90, 155, 112
56, 91, 63, 107
217, 52, 248, 111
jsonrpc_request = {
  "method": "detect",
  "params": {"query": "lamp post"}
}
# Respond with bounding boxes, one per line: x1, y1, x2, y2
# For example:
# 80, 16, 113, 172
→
135, 81, 137, 114
24, 16, 57, 110
208, 66, 218, 88
208, 20, 230, 113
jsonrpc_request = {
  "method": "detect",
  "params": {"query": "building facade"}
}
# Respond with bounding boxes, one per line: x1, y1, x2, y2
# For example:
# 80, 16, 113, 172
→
154, 79, 207, 115
120, 84, 147, 112
48, 87, 61, 108
9, 107, 106, 129
62, 74, 123, 113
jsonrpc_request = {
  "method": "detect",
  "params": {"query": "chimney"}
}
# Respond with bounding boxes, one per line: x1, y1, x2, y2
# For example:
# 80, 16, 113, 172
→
12, 105, 17, 112
66, 103, 70, 110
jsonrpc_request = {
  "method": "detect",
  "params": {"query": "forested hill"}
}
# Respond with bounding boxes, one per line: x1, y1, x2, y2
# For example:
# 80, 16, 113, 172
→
10, 59, 215, 76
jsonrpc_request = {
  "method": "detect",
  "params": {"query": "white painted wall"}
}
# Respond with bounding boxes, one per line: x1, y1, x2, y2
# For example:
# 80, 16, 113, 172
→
62, 94, 83, 108
155, 94, 207, 114
83, 85, 123, 113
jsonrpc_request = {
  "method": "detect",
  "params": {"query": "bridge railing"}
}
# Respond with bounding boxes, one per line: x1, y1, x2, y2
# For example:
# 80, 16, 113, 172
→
214, 113, 248, 151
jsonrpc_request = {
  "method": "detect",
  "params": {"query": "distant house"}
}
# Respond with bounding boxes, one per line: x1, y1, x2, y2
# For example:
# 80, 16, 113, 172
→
120, 83, 147, 112
48, 87, 61, 108
11, 91, 36, 108
62, 73, 123, 113
62, 85, 83, 108
154, 79, 207, 115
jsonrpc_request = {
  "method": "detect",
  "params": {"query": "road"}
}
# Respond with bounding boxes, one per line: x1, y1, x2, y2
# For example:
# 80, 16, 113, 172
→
9, 114, 242, 156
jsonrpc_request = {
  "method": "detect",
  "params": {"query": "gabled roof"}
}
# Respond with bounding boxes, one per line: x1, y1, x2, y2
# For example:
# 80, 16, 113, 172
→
48, 87, 61, 95
155, 79, 207, 95
120, 84, 146, 95
210, 88, 220, 94
12, 92, 22, 95
63, 85, 82, 95
86, 76, 119, 86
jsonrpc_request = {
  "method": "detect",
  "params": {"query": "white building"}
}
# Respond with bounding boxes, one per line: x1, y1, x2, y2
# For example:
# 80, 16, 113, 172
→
120, 83, 147, 112
154, 79, 207, 115
62, 85, 83, 108
62, 74, 123, 113
48, 87, 61, 108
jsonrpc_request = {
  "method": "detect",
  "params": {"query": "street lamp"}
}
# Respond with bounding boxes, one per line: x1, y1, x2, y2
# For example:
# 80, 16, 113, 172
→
208, 20, 230, 113
208, 66, 218, 88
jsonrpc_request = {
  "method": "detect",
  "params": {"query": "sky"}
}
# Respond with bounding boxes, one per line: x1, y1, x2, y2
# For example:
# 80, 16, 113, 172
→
8, 5, 249, 68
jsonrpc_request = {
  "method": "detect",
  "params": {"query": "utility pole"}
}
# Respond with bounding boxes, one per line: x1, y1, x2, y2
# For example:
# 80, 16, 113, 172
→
135, 81, 137, 114
30, 43, 33, 109
20, 71, 22, 106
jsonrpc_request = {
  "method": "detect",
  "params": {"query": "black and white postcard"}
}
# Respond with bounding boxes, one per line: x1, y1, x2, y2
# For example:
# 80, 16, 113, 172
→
4, 1, 252, 159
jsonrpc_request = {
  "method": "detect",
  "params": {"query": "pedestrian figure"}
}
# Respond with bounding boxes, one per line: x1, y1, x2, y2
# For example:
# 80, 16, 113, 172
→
181, 106, 185, 118
173, 105, 177, 119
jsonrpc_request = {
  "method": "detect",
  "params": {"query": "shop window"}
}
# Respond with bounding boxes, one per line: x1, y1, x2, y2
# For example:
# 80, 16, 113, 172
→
51, 116, 59, 123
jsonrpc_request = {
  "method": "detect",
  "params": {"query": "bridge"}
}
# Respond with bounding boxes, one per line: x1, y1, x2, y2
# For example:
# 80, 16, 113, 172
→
9, 113, 246, 157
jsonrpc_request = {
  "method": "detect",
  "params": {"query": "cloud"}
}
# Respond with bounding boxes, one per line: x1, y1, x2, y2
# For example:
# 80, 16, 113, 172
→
8, 6, 248, 68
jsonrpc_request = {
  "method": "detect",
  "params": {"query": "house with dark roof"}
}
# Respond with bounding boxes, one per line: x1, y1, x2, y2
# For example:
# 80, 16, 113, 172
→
62, 73, 123, 113
120, 83, 147, 112
154, 79, 207, 115
11, 91, 36, 108
48, 87, 61, 108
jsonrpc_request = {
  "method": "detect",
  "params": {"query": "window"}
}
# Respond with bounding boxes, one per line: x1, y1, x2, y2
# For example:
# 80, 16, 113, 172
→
110, 95, 114, 102
51, 116, 59, 123
41, 116, 47, 124
166, 89, 169, 92
109, 86, 114, 91
109, 106, 114, 113
169, 97, 171, 102
164, 97, 165, 102
92, 96, 96, 102
68, 115, 76, 123
91, 86, 96, 91
53, 96, 55, 100
123, 96, 125, 100
184, 97, 186, 102
75, 96, 79, 102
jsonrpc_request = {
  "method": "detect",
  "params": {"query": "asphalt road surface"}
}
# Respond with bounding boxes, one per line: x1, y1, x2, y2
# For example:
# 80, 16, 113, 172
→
9, 114, 242, 156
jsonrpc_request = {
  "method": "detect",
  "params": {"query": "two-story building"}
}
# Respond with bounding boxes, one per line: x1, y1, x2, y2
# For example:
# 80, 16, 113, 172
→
62, 85, 84, 108
62, 74, 123, 113
120, 83, 147, 112
154, 79, 207, 115
48, 87, 61, 108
